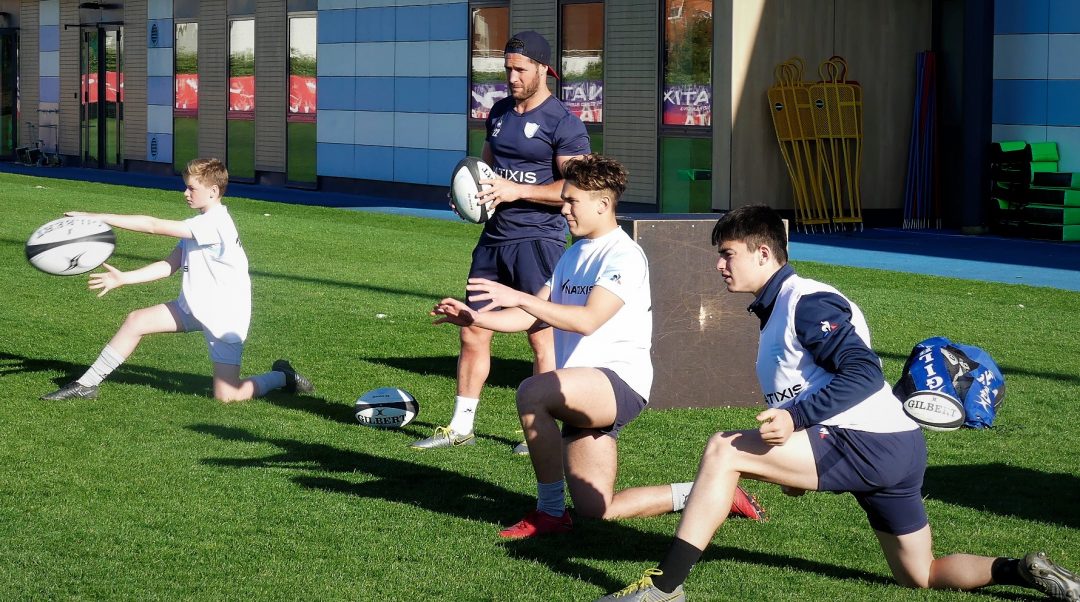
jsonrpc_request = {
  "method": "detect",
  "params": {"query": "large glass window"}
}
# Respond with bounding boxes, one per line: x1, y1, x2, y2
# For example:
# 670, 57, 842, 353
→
468, 4, 509, 157
227, 18, 255, 180
660, 0, 712, 212
560, 1, 603, 152
287, 14, 316, 185
174, 22, 198, 173
662, 0, 712, 126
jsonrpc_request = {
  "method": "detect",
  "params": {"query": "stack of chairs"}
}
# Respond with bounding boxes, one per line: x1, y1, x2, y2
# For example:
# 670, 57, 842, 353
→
990, 141, 1079, 242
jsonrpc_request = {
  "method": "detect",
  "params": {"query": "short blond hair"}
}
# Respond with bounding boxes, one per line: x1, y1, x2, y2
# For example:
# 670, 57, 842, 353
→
183, 158, 229, 196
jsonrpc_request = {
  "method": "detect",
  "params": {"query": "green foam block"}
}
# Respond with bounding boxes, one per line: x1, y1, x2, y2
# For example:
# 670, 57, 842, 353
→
1032, 172, 1080, 189
1029, 141, 1060, 162
1031, 161, 1059, 173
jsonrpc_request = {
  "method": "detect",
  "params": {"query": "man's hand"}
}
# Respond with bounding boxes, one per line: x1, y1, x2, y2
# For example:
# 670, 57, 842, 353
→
476, 175, 520, 210
430, 297, 476, 327
87, 263, 125, 298
465, 277, 526, 312
756, 407, 795, 446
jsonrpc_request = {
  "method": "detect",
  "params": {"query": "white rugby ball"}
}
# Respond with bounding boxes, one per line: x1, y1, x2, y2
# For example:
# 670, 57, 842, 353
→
26, 216, 116, 276
902, 390, 965, 431
450, 156, 496, 224
354, 387, 420, 428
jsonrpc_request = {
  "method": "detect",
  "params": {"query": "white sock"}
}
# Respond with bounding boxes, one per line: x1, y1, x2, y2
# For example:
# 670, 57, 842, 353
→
448, 396, 479, 434
671, 482, 695, 512
77, 345, 126, 387
249, 371, 287, 397
536, 480, 566, 517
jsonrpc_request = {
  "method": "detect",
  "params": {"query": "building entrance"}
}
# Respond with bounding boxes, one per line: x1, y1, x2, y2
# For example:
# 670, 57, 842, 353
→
80, 25, 123, 168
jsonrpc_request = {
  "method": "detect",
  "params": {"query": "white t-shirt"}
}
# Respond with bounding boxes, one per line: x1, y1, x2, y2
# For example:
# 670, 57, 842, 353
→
176, 204, 251, 343
546, 227, 653, 400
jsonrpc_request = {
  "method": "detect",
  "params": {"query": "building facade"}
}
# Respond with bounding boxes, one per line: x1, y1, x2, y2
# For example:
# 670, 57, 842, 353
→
0, 1, 1040, 229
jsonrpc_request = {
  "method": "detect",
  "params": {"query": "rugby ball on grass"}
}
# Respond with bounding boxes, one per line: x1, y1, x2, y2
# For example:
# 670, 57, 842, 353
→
450, 157, 496, 224
26, 216, 116, 276
354, 387, 419, 428
901, 390, 965, 431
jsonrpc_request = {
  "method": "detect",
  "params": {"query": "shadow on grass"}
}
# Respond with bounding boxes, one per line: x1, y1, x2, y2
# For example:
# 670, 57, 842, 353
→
925, 463, 1080, 529
0, 350, 210, 397
189, 423, 896, 594
358, 355, 534, 390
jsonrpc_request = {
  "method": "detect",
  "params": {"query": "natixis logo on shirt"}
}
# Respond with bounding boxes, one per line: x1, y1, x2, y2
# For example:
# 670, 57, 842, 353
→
561, 279, 594, 296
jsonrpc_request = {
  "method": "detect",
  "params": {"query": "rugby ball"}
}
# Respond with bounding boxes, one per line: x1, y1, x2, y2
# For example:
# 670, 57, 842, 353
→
354, 387, 420, 428
450, 157, 496, 224
901, 390, 965, 432
26, 216, 116, 276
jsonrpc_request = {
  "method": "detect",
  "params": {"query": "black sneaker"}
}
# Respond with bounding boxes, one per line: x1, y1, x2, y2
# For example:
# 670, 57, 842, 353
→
41, 381, 99, 400
272, 360, 314, 394
1019, 552, 1080, 601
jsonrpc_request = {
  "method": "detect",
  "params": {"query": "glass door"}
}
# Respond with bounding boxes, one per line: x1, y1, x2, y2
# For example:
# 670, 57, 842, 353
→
0, 29, 18, 159
80, 25, 123, 168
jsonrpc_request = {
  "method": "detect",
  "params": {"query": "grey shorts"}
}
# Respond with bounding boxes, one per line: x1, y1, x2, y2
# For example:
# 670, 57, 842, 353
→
562, 368, 648, 440
167, 301, 245, 366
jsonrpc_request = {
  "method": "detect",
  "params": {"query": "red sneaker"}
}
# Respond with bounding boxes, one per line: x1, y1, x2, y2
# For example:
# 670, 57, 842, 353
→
729, 485, 767, 521
498, 510, 573, 539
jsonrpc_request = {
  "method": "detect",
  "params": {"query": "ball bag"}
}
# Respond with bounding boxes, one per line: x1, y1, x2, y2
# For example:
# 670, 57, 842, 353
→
893, 336, 1006, 429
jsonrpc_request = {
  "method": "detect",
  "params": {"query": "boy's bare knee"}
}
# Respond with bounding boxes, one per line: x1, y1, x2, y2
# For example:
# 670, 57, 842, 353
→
516, 375, 548, 411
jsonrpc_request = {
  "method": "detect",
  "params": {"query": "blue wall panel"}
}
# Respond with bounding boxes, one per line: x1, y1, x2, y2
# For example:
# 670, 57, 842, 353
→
995, 0, 1049, 34
1047, 80, 1080, 125
1049, 0, 1080, 33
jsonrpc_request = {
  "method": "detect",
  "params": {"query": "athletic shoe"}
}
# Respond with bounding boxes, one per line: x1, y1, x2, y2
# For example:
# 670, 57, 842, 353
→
595, 569, 685, 601
498, 509, 572, 539
410, 426, 476, 449
40, 381, 99, 400
512, 441, 530, 455
729, 485, 767, 521
272, 359, 314, 394
1019, 551, 1080, 601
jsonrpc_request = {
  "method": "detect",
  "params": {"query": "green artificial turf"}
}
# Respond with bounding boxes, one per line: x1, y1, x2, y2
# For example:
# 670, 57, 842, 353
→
1, 172, 1078, 600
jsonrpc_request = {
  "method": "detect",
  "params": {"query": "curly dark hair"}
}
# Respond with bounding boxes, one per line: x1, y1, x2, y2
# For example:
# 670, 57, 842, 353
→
561, 154, 628, 204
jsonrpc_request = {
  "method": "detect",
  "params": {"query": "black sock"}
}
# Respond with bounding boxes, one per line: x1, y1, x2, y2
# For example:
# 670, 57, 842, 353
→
991, 557, 1026, 587
654, 538, 704, 593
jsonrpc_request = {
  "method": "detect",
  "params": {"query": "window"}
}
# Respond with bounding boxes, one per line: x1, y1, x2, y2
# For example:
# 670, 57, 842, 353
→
287, 14, 316, 185
660, 0, 712, 212
227, 18, 255, 180
560, 1, 603, 152
662, 0, 712, 127
173, 21, 198, 173
468, 3, 509, 157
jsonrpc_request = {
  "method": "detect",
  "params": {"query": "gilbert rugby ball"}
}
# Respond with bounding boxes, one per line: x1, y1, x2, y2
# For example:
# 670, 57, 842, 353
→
450, 157, 496, 224
26, 216, 116, 276
902, 390, 965, 432
354, 388, 420, 428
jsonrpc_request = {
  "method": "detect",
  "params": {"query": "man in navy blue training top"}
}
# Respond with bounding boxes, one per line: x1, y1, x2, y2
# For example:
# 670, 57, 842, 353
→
413, 31, 590, 452
598, 205, 1079, 601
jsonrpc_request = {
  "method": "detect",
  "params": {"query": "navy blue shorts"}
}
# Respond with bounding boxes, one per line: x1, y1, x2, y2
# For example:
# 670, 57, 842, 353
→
467, 239, 565, 311
807, 425, 929, 535
562, 368, 647, 440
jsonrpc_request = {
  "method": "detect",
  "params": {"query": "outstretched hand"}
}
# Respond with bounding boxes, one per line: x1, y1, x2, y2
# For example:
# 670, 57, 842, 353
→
465, 277, 524, 312
65, 211, 90, 217
87, 263, 125, 297
431, 297, 476, 327
756, 407, 795, 446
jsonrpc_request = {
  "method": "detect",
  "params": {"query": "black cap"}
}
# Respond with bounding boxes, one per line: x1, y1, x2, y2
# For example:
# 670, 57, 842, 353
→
504, 31, 559, 79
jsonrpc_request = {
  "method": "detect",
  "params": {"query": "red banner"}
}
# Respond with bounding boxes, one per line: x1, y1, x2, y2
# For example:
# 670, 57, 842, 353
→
81, 71, 124, 104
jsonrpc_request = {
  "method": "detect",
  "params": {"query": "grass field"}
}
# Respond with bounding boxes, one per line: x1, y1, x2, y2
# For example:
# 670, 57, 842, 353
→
1, 172, 1078, 601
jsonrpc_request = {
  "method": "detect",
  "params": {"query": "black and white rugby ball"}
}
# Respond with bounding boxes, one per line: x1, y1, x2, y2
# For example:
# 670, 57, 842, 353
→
450, 156, 496, 224
26, 216, 116, 276
902, 390, 965, 431
354, 387, 420, 428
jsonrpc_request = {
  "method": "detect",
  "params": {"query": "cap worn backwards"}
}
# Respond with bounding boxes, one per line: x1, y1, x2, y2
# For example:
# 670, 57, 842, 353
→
505, 31, 560, 79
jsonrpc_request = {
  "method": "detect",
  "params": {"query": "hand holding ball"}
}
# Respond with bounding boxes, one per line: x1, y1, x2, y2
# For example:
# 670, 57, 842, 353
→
450, 157, 497, 224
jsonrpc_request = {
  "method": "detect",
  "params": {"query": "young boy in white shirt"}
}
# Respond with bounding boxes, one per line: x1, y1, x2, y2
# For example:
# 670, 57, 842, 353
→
41, 158, 311, 402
